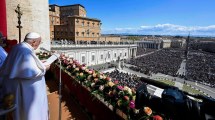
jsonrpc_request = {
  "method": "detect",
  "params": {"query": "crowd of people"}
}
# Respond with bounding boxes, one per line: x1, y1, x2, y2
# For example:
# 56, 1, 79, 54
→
105, 69, 143, 89
136, 48, 158, 56
127, 46, 215, 88
186, 50, 215, 88
127, 48, 185, 76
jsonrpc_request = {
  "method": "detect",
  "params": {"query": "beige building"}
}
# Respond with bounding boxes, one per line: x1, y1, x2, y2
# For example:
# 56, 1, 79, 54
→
49, 5, 60, 40
54, 16, 101, 41
161, 40, 171, 48
50, 4, 101, 42
99, 36, 121, 43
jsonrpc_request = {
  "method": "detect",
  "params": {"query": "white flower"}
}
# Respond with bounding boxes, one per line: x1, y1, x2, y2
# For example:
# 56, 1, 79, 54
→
99, 85, 104, 91
91, 83, 95, 87
123, 86, 132, 95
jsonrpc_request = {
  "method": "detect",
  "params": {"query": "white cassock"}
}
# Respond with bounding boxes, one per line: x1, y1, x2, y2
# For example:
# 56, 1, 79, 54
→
0, 42, 49, 120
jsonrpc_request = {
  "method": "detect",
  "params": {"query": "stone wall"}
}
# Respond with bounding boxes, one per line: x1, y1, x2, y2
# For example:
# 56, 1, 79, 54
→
6, 0, 50, 50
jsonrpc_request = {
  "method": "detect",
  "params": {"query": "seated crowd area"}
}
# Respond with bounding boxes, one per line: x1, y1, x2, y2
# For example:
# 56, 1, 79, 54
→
105, 69, 143, 89
126, 47, 215, 88
127, 48, 184, 76
137, 48, 158, 56
186, 50, 215, 88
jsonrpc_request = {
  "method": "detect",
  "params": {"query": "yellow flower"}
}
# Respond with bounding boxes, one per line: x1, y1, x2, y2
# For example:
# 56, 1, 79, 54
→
75, 67, 79, 71
132, 96, 136, 101
85, 69, 89, 73
79, 72, 83, 76
94, 78, 99, 82
93, 73, 97, 78
123, 86, 129, 91
108, 81, 115, 87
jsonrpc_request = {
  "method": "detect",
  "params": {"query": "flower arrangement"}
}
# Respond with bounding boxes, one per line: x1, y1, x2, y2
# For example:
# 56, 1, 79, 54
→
39, 53, 168, 120
36, 51, 51, 60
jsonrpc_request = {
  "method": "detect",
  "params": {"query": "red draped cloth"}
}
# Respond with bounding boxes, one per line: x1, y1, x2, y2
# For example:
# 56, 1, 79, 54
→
4, 40, 18, 53
0, 0, 7, 37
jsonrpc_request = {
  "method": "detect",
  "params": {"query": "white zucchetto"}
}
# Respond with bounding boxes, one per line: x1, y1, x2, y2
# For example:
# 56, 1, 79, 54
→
25, 32, 41, 39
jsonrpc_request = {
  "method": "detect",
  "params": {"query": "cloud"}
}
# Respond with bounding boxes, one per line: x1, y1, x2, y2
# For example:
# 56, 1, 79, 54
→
102, 24, 215, 36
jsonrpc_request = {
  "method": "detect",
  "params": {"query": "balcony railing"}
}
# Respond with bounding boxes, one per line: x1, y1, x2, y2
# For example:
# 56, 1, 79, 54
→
37, 53, 167, 120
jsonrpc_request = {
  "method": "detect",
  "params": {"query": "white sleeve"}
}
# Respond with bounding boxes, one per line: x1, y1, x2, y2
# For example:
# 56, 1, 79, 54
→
9, 53, 45, 80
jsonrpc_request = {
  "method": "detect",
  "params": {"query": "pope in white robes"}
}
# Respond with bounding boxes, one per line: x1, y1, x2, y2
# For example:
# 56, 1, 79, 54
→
0, 32, 50, 120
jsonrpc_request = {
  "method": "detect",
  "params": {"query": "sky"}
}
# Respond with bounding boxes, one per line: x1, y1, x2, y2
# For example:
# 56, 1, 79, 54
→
49, 0, 215, 36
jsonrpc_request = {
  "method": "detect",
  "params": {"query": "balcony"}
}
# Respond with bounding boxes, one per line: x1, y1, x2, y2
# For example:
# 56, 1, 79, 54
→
39, 53, 166, 120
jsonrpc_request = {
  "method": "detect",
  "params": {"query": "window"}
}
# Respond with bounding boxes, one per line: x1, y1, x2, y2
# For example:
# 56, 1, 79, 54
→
108, 52, 110, 59
114, 53, 117, 58
82, 32, 84, 37
76, 19, 79, 23
82, 56, 85, 63
82, 21, 84, 26
92, 33, 94, 37
125, 53, 127, 56
92, 55, 95, 61
76, 32, 79, 36
101, 55, 103, 60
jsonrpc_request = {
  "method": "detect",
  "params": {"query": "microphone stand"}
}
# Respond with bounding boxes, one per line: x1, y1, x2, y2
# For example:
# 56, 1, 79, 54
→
58, 57, 62, 120
39, 47, 62, 120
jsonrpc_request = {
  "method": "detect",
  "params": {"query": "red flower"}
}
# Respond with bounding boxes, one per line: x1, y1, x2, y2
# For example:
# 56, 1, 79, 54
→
106, 77, 111, 81
124, 96, 130, 101
114, 80, 119, 84
153, 115, 163, 120
129, 100, 135, 109
117, 85, 123, 91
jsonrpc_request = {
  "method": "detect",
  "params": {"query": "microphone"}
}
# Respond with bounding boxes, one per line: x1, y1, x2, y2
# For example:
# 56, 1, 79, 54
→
40, 47, 52, 53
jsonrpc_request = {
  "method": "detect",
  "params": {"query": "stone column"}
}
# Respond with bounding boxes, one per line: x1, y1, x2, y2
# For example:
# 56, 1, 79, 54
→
135, 48, 137, 57
129, 48, 131, 58
158, 44, 160, 49
0, 0, 7, 37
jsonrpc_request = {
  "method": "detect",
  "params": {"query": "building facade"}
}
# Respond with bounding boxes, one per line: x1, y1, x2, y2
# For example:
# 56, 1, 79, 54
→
136, 40, 162, 49
51, 44, 137, 66
50, 4, 101, 42
170, 39, 186, 48
99, 36, 121, 43
49, 5, 60, 40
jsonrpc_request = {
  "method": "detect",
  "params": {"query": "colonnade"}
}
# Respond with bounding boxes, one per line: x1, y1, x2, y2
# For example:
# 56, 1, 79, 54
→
138, 42, 161, 49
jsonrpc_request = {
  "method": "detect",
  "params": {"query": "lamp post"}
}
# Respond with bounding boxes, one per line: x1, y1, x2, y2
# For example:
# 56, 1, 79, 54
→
15, 4, 23, 43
